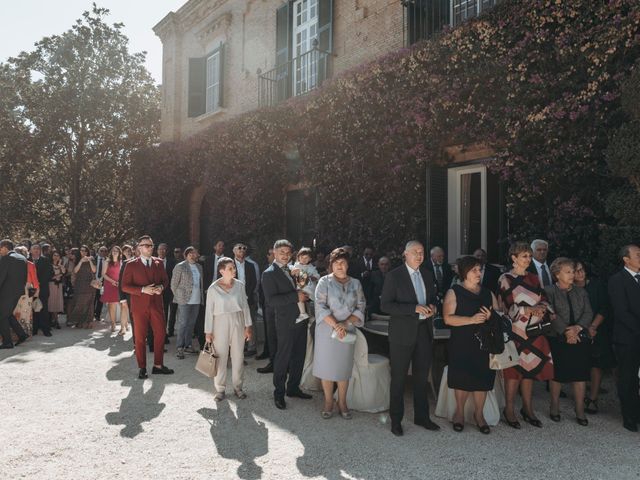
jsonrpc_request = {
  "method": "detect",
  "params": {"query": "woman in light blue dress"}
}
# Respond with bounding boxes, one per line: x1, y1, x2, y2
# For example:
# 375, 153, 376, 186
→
313, 248, 366, 419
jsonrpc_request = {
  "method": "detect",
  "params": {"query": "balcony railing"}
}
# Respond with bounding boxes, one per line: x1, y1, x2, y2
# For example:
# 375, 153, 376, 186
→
258, 44, 332, 108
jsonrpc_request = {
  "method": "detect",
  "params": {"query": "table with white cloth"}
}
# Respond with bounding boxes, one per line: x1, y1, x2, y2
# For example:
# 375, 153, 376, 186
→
435, 366, 506, 426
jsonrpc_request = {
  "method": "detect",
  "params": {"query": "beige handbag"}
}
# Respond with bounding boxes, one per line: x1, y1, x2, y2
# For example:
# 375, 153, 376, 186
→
195, 343, 219, 378
13, 286, 33, 322
489, 339, 519, 370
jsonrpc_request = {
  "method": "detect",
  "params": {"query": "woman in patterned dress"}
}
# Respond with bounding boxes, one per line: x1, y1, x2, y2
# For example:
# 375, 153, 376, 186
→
499, 242, 554, 429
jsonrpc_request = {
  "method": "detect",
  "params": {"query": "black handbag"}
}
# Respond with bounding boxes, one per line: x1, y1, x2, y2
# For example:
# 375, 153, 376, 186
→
525, 312, 552, 337
475, 310, 505, 354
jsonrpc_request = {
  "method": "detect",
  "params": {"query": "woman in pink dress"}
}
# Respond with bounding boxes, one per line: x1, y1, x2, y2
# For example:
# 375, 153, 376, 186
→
101, 246, 123, 333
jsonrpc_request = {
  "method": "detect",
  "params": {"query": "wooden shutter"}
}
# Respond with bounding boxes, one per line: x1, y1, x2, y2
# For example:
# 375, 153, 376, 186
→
275, 3, 291, 102
187, 57, 206, 118
318, 0, 333, 53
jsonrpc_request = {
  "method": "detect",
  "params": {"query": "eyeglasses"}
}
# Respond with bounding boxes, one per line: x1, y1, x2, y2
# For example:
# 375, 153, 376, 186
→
138, 244, 154, 248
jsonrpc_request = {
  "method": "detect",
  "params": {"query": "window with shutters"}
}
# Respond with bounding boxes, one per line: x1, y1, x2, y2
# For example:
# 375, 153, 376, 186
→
205, 50, 221, 113
188, 44, 225, 118
451, 0, 497, 27
292, 0, 319, 96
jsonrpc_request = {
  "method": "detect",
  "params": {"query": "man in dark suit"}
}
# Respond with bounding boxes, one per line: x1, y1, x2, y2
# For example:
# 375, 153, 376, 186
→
369, 256, 391, 315
121, 235, 173, 379
424, 246, 453, 298
233, 242, 258, 356
261, 239, 311, 409
203, 239, 226, 288
526, 238, 554, 288
156, 243, 176, 346
381, 240, 440, 436
257, 248, 276, 372
30, 243, 53, 336
352, 245, 377, 302
608, 244, 640, 432
473, 248, 502, 294
0, 240, 29, 348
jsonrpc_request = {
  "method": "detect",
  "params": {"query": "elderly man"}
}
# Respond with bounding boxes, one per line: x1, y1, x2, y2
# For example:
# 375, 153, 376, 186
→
527, 239, 553, 288
381, 241, 440, 436
608, 244, 640, 432
424, 246, 453, 297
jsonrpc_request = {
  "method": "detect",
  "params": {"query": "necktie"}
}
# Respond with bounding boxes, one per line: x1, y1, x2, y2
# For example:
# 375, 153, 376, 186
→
635, 274, 640, 284
435, 264, 443, 287
145, 259, 151, 268
541, 264, 551, 287
413, 271, 426, 305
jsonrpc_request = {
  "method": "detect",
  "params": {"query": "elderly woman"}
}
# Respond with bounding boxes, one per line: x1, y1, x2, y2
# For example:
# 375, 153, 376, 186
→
171, 246, 204, 359
573, 260, 616, 414
545, 258, 593, 426
499, 242, 554, 429
443, 256, 500, 434
313, 248, 366, 419
204, 257, 253, 402
68, 246, 97, 328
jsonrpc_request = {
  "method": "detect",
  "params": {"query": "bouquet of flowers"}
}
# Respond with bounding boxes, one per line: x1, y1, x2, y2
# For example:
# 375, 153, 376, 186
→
291, 269, 309, 289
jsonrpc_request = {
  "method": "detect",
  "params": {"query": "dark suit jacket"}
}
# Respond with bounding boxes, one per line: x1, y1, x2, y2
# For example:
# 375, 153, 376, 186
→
203, 254, 225, 290
381, 264, 437, 346
121, 257, 169, 314
481, 263, 502, 294
526, 260, 554, 285
424, 260, 453, 295
0, 252, 28, 316
608, 269, 640, 346
33, 255, 53, 298
369, 269, 387, 314
234, 259, 257, 306
160, 257, 176, 298
261, 262, 299, 328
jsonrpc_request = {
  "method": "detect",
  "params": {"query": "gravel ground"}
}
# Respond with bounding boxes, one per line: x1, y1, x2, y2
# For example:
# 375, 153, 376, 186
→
1, 318, 638, 480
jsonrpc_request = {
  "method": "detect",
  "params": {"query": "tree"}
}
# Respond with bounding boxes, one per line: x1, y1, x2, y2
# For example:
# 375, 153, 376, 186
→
1, 4, 159, 246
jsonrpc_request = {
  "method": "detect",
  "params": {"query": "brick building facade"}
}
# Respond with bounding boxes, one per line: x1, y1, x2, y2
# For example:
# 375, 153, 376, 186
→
154, 0, 506, 262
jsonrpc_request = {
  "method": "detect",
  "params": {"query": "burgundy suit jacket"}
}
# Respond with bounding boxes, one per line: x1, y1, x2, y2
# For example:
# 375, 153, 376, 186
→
121, 256, 169, 314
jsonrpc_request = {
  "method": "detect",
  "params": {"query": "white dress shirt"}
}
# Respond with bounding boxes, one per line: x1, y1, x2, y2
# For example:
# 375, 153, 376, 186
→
235, 259, 246, 283
405, 263, 427, 319
532, 258, 550, 286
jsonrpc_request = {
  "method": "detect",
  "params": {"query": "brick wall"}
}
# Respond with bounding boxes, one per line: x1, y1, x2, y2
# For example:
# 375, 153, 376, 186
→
154, 0, 405, 142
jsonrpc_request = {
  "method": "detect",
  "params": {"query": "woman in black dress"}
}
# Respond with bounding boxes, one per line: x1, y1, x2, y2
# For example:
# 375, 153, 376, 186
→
443, 256, 500, 434
544, 258, 593, 426
574, 260, 616, 414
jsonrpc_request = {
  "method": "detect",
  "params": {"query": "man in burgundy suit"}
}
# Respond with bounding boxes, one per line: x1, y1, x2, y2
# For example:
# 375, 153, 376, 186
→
122, 235, 174, 379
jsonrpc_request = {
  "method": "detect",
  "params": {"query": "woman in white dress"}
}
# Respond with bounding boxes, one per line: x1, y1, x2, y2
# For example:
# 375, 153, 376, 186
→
204, 257, 253, 402
313, 248, 366, 419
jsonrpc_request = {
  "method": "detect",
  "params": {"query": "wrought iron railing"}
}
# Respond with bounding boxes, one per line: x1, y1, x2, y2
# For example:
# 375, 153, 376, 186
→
258, 43, 331, 108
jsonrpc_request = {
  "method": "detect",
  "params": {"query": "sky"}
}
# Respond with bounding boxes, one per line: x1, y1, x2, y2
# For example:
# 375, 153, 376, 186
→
0, 0, 188, 83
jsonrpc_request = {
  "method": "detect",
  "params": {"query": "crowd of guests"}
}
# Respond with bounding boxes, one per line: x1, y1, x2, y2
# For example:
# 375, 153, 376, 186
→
1, 235, 639, 436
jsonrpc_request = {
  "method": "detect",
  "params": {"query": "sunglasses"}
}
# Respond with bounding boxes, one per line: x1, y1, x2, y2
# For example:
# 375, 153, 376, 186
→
139, 244, 154, 248
236, 246, 247, 250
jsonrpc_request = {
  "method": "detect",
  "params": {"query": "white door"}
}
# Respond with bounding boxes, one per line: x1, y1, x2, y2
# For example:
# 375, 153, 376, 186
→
447, 165, 487, 263
292, 0, 318, 96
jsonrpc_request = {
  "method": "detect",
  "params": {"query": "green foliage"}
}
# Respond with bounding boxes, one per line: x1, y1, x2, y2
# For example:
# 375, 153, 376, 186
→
0, 5, 159, 246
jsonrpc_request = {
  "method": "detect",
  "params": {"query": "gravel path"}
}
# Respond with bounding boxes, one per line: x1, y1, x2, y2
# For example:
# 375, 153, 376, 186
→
1, 319, 637, 480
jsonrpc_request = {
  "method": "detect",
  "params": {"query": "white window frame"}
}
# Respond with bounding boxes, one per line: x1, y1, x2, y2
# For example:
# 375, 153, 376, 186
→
450, 0, 495, 27
447, 164, 487, 263
205, 50, 220, 114
292, 0, 319, 96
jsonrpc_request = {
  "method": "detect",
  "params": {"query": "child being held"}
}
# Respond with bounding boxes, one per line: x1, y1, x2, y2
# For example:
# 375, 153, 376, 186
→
290, 247, 320, 322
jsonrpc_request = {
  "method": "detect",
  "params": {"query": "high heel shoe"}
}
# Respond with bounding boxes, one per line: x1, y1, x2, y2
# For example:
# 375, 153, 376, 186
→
520, 408, 542, 428
474, 414, 490, 434
452, 422, 464, 432
110, 322, 116, 333
503, 409, 521, 429
549, 410, 561, 422
584, 398, 599, 414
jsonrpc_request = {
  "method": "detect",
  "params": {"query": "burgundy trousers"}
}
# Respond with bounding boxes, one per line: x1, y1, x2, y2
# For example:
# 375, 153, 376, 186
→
133, 306, 166, 368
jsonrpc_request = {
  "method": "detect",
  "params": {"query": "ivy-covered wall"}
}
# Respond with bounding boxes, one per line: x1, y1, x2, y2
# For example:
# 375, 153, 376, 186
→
134, 0, 640, 268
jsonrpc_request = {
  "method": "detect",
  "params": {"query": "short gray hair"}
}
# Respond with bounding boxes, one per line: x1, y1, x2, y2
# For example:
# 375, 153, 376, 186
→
530, 239, 548, 250
549, 257, 574, 278
430, 246, 444, 255
405, 240, 423, 252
